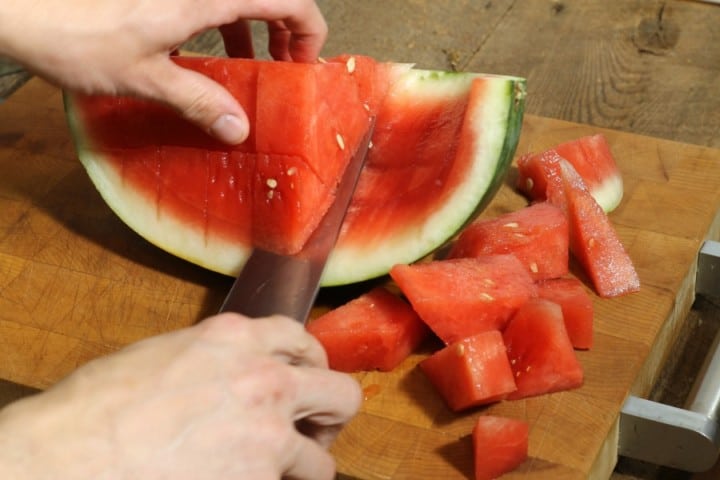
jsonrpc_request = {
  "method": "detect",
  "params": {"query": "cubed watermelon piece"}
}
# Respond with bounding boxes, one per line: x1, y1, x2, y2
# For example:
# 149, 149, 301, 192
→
503, 298, 584, 400
448, 202, 568, 281
517, 134, 623, 212
306, 287, 428, 372
419, 331, 517, 411
473, 415, 529, 480
537, 277, 594, 350
390, 255, 537, 345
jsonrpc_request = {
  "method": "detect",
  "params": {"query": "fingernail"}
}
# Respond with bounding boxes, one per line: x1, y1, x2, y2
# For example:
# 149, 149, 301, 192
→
210, 114, 248, 144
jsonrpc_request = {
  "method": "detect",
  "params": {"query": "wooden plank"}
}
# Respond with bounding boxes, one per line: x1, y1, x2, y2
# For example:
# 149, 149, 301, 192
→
2, 78, 720, 478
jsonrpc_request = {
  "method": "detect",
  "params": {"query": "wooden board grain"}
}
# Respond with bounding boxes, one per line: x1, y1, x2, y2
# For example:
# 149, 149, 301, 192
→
2, 78, 720, 479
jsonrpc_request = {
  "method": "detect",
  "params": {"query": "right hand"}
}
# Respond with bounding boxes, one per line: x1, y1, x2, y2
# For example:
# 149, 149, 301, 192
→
0, 313, 361, 479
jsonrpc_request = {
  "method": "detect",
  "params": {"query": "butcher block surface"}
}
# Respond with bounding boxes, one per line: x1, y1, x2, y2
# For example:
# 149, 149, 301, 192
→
2, 78, 720, 479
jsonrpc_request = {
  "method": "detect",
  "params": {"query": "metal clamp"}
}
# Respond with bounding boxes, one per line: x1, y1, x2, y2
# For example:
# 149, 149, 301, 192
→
618, 240, 720, 472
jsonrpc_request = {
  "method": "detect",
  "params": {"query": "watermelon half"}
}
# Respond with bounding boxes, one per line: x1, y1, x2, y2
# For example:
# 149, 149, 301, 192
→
64, 55, 526, 286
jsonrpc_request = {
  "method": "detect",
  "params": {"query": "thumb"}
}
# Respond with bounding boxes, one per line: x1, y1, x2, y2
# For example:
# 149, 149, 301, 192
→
141, 58, 249, 145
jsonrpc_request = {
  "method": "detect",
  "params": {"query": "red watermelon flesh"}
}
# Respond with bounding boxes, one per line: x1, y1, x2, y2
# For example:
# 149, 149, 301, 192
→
306, 286, 428, 372
390, 255, 537, 345
517, 134, 623, 212
503, 298, 584, 400
537, 277, 594, 350
447, 201, 568, 281
420, 330, 517, 411
472, 416, 529, 480
70, 56, 372, 256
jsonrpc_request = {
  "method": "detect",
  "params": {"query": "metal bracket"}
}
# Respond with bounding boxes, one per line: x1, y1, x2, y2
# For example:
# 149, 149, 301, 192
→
618, 240, 720, 472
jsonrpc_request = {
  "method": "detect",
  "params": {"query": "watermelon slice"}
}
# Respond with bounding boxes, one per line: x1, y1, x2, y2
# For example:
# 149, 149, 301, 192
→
64, 55, 526, 286
518, 150, 640, 297
390, 255, 537, 345
517, 134, 623, 212
306, 286, 428, 372
447, 201, 569, 281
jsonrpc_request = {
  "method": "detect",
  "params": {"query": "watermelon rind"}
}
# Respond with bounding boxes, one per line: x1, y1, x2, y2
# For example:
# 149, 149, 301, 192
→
321, 70, 526, 285
64, 62, 526, 287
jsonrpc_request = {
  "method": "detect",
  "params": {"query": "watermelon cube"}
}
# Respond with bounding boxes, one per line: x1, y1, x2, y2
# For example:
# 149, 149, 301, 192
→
473, 415, 529, 480
420, 331, 517, 411
537, 277, 594, 350
448, 202, 569, 281
503, 298, 584, 400
390, 255, 537, 345
306, 287, 428, 372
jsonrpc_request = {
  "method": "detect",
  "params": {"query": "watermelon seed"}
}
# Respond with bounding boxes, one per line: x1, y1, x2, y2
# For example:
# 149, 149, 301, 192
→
455, 344, 465, 356
266, 178, 278, 189
336, 133, 345, 150
318, 57, 327, 64
368, 140, 374, 149
479, 292, 494, 302
346, 56, 356, 74
363, 103, 371, 112
266, 190, 274, 200
588, 238, 596, 248
503, 222, 519, 228
525, 178, 534, 191
286, 167, 298, 176
529, 262, 539, 274
483, 278, 496, 287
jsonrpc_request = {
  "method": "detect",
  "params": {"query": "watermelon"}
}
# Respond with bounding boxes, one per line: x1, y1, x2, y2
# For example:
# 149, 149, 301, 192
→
306, 287, 428, 372
536, 277, 594, 350
447, 201, 568, 281
64, 55, 526, 286
472, 416, 529, 480
419, 330, 517, 411
503, 298, 584, 400
517, 134, 623, 212
390, 255, 537, 345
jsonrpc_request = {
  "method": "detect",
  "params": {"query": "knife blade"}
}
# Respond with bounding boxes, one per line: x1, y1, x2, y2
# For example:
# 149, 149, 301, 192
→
218, 118, 375, 323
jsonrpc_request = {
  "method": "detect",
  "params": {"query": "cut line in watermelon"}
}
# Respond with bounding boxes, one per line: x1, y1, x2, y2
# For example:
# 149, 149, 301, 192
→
64, 55, 526, 286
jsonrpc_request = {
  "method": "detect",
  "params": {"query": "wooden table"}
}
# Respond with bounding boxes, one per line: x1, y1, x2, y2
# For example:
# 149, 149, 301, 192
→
2, 1, 720, 479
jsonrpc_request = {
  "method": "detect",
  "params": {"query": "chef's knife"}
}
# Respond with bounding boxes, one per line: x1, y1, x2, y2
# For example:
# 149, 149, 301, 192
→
219, 118, 375, 323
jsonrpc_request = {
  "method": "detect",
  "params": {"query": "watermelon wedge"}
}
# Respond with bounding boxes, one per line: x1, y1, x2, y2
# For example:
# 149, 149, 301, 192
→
64, 55, 526, 286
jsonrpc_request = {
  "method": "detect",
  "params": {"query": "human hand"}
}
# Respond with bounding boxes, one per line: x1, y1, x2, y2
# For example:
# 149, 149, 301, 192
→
0, 313, 361, 479
0, 0, 327, 144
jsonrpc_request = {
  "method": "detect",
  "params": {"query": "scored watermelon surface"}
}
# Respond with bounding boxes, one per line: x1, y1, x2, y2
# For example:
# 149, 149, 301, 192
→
65, 55, 526, 286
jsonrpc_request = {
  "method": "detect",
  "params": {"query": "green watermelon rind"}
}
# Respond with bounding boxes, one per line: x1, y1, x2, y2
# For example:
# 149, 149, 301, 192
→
321, 72, 526, 286
64, 67, 526, 287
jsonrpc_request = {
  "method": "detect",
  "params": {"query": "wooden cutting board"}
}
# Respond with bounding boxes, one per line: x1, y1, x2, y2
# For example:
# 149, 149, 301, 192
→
2, 78, 720, 479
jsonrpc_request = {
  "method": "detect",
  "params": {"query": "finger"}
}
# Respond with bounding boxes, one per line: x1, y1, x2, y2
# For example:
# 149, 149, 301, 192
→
267, 20, 293, 61
283, 432, 337, 480
219, 20, 255, 58
138, 57, 249, 144
201, 313, 328, 368
290, 367, 362, 427
210, 0, 327, 62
